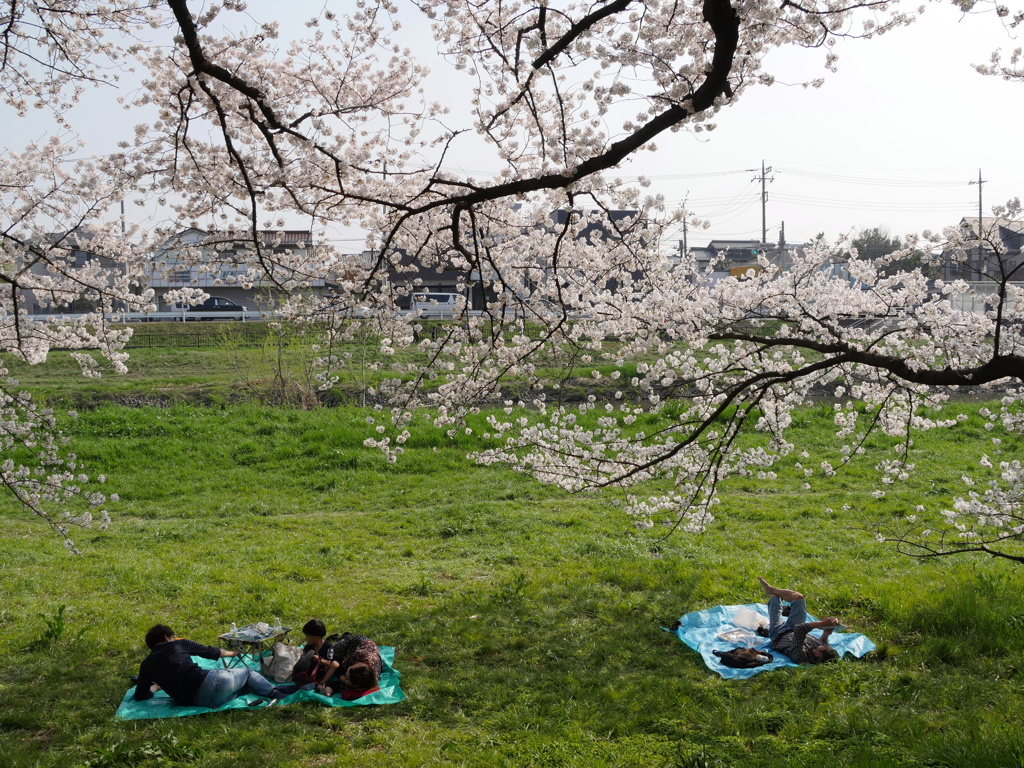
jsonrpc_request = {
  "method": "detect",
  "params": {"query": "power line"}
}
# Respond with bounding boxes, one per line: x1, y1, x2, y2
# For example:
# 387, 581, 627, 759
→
771, 193, 972, 212
775, 167, 971, 188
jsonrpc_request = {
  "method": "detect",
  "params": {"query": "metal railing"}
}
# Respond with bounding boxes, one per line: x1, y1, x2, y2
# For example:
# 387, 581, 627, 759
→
125, 329, 271, 349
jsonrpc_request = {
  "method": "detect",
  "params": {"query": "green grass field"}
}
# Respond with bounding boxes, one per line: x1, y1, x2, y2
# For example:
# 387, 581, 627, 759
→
0, 320, 662, 409
2, 337, 1024, 767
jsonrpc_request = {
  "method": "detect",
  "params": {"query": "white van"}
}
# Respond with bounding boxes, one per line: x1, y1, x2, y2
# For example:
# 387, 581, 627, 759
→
410, 292, 465, 319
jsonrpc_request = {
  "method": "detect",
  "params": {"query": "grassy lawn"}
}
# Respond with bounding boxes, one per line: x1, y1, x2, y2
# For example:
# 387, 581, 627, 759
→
1, 398, 1023, 767
0, 319, 663, 408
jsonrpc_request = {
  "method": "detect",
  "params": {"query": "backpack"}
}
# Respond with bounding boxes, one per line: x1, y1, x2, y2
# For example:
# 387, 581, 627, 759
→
712, 647, 774, 669
291, 649, 327, 685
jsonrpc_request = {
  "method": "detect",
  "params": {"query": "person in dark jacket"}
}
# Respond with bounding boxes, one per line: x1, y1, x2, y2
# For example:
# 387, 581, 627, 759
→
133, 624, 294, 708
758, 577, 841, 664
295, 618, 336, 690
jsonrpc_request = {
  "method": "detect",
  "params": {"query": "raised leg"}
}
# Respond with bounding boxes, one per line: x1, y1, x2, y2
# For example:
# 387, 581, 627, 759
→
767, 595, 785, 641
758, 576, 803, 604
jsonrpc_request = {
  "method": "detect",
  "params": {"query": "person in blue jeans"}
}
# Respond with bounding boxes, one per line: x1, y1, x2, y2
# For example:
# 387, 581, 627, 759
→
134, 624, 297, 708
758, 577, 841, 664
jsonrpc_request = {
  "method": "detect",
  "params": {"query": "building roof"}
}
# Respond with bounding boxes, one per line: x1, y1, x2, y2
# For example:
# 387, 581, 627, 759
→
707, 239, 767, 250
258, 230, 313, 246
957, 217, 1024, 256
959, 216, 1024, 236
547, 209, 642, 244
160, 227, 313, 250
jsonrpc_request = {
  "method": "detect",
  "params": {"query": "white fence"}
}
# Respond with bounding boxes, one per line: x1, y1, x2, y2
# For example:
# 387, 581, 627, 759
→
945, 281, 1023, 315
29, 308, 256, 322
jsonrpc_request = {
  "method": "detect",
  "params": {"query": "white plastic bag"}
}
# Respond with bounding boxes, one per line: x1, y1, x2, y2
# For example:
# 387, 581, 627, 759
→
731, 606, 764, 631
261, 642, 303, 682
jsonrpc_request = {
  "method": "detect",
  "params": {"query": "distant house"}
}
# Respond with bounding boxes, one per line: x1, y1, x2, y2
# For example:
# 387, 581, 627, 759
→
942, 217, 1023, 281
22, 231, 130, 315
362, 246, 484, 310
547, 208, 641, 243
364, 209, 647, 312
545, 208, 647, 296
148, 228, 324, 312
691, 238, 805, 285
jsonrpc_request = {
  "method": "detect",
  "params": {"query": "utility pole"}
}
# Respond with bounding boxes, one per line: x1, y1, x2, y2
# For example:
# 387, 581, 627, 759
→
752, 160, 774, 246
969, 168, 986, 277
778, 221, 786, 271
680, 192, 689, 261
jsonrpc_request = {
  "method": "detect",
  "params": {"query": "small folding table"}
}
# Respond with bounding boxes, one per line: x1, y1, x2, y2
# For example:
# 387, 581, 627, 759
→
217, 624, 292, 668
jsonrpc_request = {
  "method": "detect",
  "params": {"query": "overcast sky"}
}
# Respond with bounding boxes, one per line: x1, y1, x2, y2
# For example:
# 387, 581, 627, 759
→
4, 1, 1022, 254
640, 2, 1024, 249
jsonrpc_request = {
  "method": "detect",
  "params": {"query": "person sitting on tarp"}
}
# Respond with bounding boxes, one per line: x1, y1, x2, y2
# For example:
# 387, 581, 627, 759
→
758, 577, 841, 665
294, 618, 337, 692
133, 624, 295, 708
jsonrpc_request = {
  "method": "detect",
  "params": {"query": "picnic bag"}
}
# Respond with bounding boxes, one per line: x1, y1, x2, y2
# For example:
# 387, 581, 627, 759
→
712, 647, 773, 669
260, 642, 303, 683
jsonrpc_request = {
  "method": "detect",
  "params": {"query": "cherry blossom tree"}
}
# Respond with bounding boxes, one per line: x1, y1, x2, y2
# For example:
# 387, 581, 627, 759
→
1, 2, 163, 548
2, 0, 1022, 555
868, 214, 1024, 564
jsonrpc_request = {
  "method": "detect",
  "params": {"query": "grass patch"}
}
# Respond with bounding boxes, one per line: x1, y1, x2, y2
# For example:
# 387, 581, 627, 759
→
0, 402, 1023, 766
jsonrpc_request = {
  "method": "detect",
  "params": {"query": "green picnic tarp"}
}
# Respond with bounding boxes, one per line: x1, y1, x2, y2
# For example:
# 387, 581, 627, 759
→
115, 646, 405, 720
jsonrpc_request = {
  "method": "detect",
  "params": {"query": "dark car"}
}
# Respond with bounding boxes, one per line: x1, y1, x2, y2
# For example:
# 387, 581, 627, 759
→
185, 296, 247, 320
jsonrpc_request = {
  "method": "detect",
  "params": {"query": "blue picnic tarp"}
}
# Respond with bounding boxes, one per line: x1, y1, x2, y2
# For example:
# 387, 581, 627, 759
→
115, 646, 405, 720
670, 603, 876, 679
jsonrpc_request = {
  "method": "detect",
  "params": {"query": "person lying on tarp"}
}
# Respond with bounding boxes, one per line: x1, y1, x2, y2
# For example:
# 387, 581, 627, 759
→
292, 621, 383, 697
320, 632, 383, 697
758, 577, 841, 665
133, 624, 296, 708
